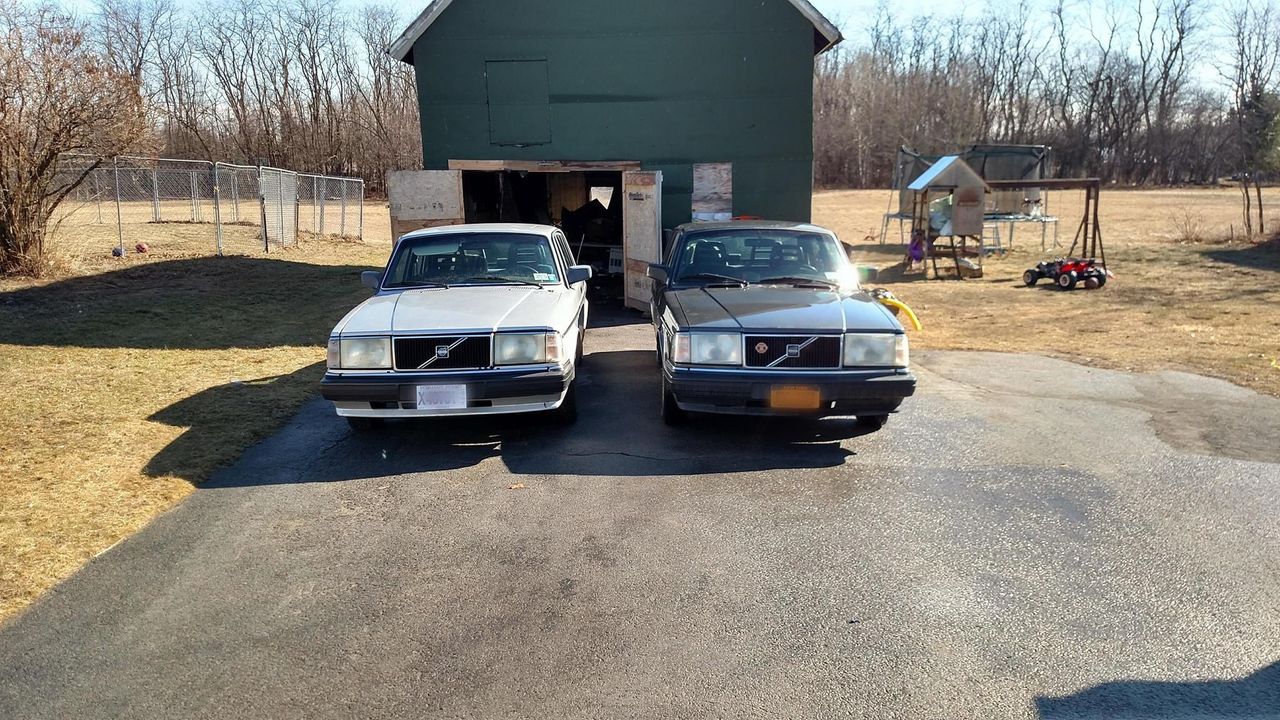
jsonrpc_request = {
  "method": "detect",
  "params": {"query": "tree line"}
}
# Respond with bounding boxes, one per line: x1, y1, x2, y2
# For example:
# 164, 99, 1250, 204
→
88, 0, 421, 195
814, 0, 1280, 234
7, 0, 1280, 273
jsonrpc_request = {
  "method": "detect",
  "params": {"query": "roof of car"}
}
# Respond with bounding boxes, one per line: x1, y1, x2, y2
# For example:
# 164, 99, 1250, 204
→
398, 223, 557, 243
674, 220, 834, 234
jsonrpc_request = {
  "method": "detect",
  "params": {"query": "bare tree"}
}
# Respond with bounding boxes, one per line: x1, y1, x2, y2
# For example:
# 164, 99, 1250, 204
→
0, 1, 149, 274
1222, 0, 1280, 235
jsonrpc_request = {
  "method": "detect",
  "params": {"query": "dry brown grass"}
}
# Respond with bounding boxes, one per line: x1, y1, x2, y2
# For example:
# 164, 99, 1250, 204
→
1, 216, 393, 622
3, 191, 1279, 624
815, 187, 1280, 399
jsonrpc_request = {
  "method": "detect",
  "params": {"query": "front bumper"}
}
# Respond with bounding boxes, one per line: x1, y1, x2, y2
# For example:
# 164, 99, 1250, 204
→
321, 366, 572, 418
667, 366, 916, 417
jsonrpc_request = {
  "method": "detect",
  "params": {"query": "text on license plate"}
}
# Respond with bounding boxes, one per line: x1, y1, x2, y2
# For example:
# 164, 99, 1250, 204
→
769, 385, 822, 410
417, 384, 467, 410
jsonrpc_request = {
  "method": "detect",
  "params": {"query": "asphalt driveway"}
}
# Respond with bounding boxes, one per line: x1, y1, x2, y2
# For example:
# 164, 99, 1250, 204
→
2, 313, 1278, 719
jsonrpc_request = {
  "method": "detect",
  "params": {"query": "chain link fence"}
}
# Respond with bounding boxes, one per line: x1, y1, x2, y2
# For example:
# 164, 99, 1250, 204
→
50, 155, 364, 258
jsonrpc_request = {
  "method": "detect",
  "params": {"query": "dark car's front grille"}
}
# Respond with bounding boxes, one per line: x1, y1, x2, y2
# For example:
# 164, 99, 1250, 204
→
394, 336, 491, 371
744, 335, 841, 369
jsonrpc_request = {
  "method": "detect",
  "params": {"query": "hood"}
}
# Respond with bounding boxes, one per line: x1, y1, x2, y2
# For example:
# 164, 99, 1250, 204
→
669, 286, 901, 333
334, 286, 572, 336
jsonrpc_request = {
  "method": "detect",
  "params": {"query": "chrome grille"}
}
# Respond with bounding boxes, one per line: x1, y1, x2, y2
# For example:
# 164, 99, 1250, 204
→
744, 335, 841, 369
394, 336, 491, 371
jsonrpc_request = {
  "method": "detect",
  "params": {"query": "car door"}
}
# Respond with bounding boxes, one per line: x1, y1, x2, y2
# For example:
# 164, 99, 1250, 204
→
552, 230, 588, 335
650, 229, 680, 325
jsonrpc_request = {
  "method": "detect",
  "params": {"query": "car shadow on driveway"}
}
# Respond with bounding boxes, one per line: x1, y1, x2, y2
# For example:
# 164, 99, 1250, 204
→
152, 349, 874, 488
1034, 659, 1280, 719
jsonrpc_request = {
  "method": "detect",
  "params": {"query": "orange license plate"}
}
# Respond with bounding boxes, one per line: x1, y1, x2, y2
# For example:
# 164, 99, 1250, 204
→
769, 385, 822, 410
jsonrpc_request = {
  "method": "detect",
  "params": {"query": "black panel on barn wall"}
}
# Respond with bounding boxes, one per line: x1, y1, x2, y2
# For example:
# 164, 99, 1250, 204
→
486, 60, 551, 146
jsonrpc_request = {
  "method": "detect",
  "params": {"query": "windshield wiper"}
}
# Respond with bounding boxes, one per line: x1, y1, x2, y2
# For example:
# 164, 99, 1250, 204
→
757, 276, 837, 287
390, 281, 450, 289
465, 276, 545, 288
680, 273, 750, 287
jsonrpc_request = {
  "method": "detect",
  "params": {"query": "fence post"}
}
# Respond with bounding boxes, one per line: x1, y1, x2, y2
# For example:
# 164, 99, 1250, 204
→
278, 173, 286, 247
358, 180, 365, 240
112, 157, 124, 254
231, 172, 240, 223
92, 171, 102, 224
340, 180, 347, 237
318, 179, 326, 236
313, 176, 319, 234
259, 166, 269, 253
189, 171, 200, 222
151, 167, 160, 222
212, 163, 224, 256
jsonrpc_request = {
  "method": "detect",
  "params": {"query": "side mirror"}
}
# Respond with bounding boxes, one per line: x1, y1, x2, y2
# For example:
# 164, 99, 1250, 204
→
566, 264, 593, 286
647, 264, 670, 284
361, 271, 382, 290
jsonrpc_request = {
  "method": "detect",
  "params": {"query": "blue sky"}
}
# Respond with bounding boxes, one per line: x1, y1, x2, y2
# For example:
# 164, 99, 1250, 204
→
808, 0, 930, 28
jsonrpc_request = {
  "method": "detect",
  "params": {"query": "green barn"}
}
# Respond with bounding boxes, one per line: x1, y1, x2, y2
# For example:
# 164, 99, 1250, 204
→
388, 0, 841, 309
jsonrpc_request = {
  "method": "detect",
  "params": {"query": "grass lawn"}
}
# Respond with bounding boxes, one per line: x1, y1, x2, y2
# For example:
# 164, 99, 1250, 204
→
2, 189, 1279, 623
816, 188, 1280, 399
0, 236, 390, 621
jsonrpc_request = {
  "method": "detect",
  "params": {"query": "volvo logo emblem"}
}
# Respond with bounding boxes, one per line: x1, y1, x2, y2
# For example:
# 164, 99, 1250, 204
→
435, 345, 451, 359
755, 342, 769, 354
786, 344, 802, 358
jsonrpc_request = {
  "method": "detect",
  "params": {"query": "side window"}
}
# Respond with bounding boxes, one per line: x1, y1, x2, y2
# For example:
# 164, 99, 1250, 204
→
554, 232, 575, 266
665, 233, 682, 265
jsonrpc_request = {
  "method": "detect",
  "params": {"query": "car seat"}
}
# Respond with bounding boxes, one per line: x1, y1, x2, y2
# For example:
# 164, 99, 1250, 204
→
509, 241, 553, 274
688, 241, 729, 273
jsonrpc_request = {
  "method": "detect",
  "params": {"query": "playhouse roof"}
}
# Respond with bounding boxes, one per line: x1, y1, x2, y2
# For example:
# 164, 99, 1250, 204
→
907, 156, 990, 192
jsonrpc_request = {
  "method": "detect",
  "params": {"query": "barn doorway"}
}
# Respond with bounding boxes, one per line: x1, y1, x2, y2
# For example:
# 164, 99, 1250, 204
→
387, 163, 662, 313
461, 170, 625, 303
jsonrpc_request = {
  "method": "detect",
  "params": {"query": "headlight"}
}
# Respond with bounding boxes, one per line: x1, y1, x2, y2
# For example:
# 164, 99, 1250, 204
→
671, 332, 691, 363
843, 333, 907, 368
495, 333, 550, 365
339, 337, 392, 369
689, 332, 742, 366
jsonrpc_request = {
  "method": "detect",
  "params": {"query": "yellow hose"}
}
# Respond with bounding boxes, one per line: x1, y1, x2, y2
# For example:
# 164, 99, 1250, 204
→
879, 298, 923, 331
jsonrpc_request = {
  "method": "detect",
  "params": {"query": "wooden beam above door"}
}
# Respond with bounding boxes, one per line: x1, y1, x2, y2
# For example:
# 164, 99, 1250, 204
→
448, 159, 643, 173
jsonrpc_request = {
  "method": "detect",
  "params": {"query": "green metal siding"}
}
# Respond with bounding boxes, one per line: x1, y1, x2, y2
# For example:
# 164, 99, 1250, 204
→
410, 0, 817, 227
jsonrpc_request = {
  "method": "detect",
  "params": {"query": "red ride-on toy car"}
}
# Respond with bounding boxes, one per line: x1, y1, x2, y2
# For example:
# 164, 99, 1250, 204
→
1023, 257, 1110, 290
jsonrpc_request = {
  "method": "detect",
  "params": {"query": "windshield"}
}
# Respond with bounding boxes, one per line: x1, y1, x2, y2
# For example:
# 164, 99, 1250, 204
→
671, 229, 855, 287
384, 233, 561, 288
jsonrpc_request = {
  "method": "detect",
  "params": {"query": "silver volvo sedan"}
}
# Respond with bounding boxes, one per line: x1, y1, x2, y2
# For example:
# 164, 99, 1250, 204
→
321, 223, 592, 431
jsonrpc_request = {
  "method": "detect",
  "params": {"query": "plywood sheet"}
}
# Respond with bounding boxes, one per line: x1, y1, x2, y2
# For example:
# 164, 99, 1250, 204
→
387, 170, 464, 242
623, 171, 662, 313
692, 163, 733, 216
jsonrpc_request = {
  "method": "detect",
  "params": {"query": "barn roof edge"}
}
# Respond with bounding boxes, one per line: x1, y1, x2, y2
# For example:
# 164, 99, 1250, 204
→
388, 0, 843, 63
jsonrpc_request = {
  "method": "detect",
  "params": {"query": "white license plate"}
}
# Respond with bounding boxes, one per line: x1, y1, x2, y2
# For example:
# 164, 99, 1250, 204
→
416, 384, 467, 410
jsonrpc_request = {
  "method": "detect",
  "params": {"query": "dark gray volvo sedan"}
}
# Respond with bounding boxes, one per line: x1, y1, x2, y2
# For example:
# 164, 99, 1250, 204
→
647, 221, 915, 428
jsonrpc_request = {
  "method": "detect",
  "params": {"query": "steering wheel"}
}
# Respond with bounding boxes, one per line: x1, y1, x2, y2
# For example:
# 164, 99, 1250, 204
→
770, 263, 819, 276
511, 264, 545, 277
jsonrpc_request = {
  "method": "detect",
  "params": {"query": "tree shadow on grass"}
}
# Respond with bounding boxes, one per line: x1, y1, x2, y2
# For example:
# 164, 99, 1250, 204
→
143, 362, 331, 483
1035, 660, 1280, 719
148, 350, 870, 486
1204, 241, 1280, 273
0, 255, 377, 350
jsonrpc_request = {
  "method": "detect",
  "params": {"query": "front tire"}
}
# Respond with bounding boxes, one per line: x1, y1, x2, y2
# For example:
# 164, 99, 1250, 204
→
661, 375, 686, 426
346, 417, 382, 433
855, 415, 888, 433
550, 381, 579, 424
1057, 272, 1078, 290
1023, 269, 1039, 287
